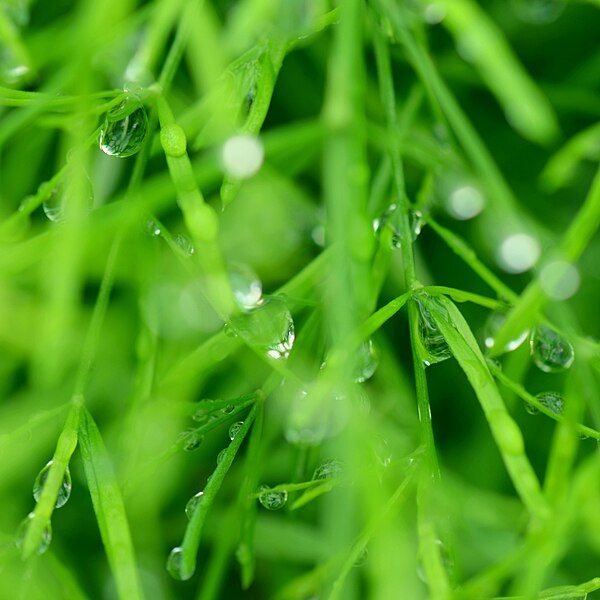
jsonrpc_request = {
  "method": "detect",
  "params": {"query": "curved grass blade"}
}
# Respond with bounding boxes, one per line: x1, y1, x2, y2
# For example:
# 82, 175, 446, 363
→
79, 408, 144, 600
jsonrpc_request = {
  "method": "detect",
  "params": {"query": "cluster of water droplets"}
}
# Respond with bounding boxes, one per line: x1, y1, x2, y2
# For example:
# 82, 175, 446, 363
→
99, 97, 148, 158
258, 485, 288, 510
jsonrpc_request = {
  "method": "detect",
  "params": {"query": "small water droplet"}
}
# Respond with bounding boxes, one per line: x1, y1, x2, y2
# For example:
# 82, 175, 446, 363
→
166, 546, 193, 580
15, 513, 52, 555
313, 459, 343, 481
228, 296, 295, 359
354, 546, 369, 567
180, 430, 204, 451
216, 448, 228, 464
229, 263, 262, 311
221, 134, 264, 179
416, 296, 451, 365
146, 219, 161, 237
99, 99, 148, 158
530, 324, 575, 373
535, 391, 564, 415
417, 539, 454, 583
353, 340, 379, 383
410, 209, 425, 241
174, 233, 195, 257
222, 404, 235, 415
228, 421, 244, 441
373, 436, 392, 468
484, 310, 529, 353
33, 461, 72, 508
185, 491, 204, 519
258, 485, 288, 510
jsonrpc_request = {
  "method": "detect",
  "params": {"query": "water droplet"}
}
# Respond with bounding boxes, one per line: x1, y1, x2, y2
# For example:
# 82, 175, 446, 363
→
99, 100, 148, 158
535, 391, 564, 415
539, 260, 580, 300
33, 461, 72, 508
525, 402, 539, 416
530, 324, 575, 373
228, 296, 295, 359
222, 404, 235, 415
313, 459, 343, 481
228, 421, 244, 441
354, 546, 369, 567
417, 539, 454, 583
166, 547, 193, 580
229, 263, 262, 311
258, 485, 288, 510
174, 233, 195, 257
353, 340, 379, 383
410, 209, 425, 241
216, 448, 228, 464
43, 176, 94, 223
484, 310, 529, 353
373, 436, 392, 468
511, 0, 565, 23
416, 297, 451, 365
15, 513, 52, 555
180, 430, 204, 451
0, 46, 31, 86
185, 491, 204, 519
146, 219, 162, 237
446, 184, 485, 221
496, 232, 540, 274
221, 134, 264, 179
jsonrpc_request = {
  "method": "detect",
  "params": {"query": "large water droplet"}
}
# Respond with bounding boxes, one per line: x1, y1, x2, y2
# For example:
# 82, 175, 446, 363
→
530, 391, 565, 415
483, 310, 529, 353
99, 100, 148, 158
42, 176, 94, 223
228, 296, 295, 359
33, 461, 72, 508
258, 485, 288, 510
353, 340, 379, 383
216, 448, 228, 464
229, 263, 262, 311
530, 324, 575, 373
416, 297, 451, 365
313, 459, 343, 481
166, 547, 193, 580
185, 492, 204, 520
228, 421, 244, 441
15, 513, 52, 555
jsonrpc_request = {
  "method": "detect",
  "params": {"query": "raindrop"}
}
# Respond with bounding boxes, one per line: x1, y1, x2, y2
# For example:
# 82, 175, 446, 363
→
222, 404, 235, 415
221, 134, 264, 179
166, 547, 193, 580
353, 340, 379, 383
258, 485, 288, 510
410, 209, 425, 241
496, 232, 540, 274
180, 430, 204, 452
354, 546, 369, 567
228, 421, 244, 441
416, 296, 451, 365
185, 492, 204, 520
33, 461, 72, 508
228, 296, 295, 359
483, 310, 529, 353
535, 391, 564, 415
146, 219, 162, 237
216, 448, 228, 464
313, 459, 343, 481
99, 99, 148, 158
530, 324, 575, 373
229, 263, 262, 311
15, 514, 52, 555
174, 233, 195, 257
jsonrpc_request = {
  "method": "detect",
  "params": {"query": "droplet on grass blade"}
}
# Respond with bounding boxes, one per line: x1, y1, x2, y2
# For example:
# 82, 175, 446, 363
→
99, 100, 148, 158
258, 485, 288, 510
221, 134, 264, 179
228, 421, 244, 441
185, 491, 204, 520
229, 263, 262, 311
417, 539, 454, 583
174, 234, 195, 257
530, 324, 574, 373
166, 546, 193, 580
353, 340, 379, 383
33, 461, 72, 508
530, 391, 564, 415
313, 459, 343, 481
484, 310, 529, 353
216, 448, 228, 464
416, 296, 451, 365
15, 513, 52, 555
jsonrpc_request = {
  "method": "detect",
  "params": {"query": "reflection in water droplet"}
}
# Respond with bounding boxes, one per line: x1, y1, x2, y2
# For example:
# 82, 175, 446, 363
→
185, 491, 204, 520
534, 391, 564, 415
166, 546, 193, 580
228, 421, 244, 441
313, 459, 343, 481
216, 448, 228, 464
221, 134, 264, 179
410, 210, 425, 241
229, 263, 262, 311
16, 513, 52, 555
99, 100, 148, 158
354, 340, 379, 383
228, 296, 295, 359
258, 485, 288, 510
484, 310, 529, 353
530, 324, 574, 373
416, 296, 451, 365
33, 461, 72, 508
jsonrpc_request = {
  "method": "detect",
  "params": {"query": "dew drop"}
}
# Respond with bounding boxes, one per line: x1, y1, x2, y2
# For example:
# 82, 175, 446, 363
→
222, 403, 235, 415
483, 310, 529, 353
354, 546, 369, 567
33, 461, 72, 508
229, 263, 262, 311
15, 513, 52, 555
228, 296, 295, 359
99, 100, 148, 158
43, 177, 94, 223
416, 297, 451, 365
185, 491, 204, 520
216, 448, 228, 464
410, 209, 425, 241
180, 430, 204, 452
174, 233, 195, 257
313, 459, 343, 481
166, 547, 193, 580
258, 485, 288, 510
535, 391, 564, 415
221, 134, 264, 179
228, 421, 244, 441
353, 340, 379, 383
530, 324, 575, 373
417, 539, 454, 583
